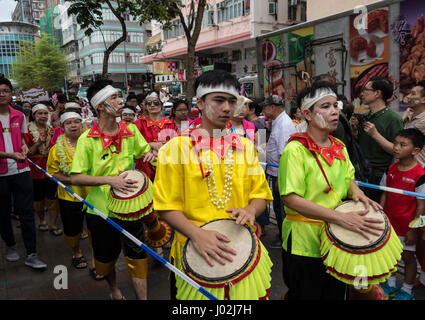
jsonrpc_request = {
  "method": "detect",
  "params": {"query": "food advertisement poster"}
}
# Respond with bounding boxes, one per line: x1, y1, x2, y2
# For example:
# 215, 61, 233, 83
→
261, 33, 286, 100
261, 27, 313, 105
350, 8, 389, 113
288, 27, 315, 105
394, 0, 425, 110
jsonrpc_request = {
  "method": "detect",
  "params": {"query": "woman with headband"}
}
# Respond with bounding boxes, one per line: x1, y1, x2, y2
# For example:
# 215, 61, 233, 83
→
69, 80, 156, 300
278, 81, 384, 300
153, 70, 273, 300
24, 104, 62, 235
47, 109, 93, 270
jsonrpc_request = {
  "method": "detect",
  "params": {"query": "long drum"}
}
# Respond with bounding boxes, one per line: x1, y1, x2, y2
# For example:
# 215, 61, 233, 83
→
182, 219, 259, 286
108, 169, 171, 247
320, 200, 403, 285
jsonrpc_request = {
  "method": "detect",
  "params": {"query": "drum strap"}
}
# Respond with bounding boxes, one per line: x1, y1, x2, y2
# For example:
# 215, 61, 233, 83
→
289, 135, 342, 204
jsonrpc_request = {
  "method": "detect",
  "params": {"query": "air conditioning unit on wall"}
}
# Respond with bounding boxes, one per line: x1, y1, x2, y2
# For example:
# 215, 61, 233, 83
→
268, 2, 276, 15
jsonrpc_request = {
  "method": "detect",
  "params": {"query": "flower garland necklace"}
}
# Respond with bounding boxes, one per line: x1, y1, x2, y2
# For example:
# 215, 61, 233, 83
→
56, 134, 75, 175
201, 147, 235, 209
28, 121, 51, 156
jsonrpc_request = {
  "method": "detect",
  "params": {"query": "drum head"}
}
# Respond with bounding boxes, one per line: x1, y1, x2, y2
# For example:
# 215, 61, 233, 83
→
327, 201, 388, 250
182, 219, 257, 283
111, 170, 147, 198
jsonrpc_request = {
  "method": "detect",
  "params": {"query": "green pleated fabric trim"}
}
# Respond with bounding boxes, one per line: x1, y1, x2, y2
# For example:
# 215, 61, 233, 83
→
107, 181, 153, 221
320, 225, 403, 285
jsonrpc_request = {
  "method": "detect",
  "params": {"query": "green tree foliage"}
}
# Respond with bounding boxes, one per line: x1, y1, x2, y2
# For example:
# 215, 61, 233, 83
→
68, 0, 181, 79
11, 35, 68, 92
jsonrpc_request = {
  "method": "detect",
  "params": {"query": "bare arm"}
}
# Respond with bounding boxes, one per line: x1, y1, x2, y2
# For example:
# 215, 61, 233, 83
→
70, 172, 138, 195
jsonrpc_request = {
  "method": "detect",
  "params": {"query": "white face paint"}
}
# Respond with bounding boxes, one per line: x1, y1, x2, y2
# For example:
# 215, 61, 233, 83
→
204, 103, 217, 121
313, 112, 330, 129
103, 100, 119, 116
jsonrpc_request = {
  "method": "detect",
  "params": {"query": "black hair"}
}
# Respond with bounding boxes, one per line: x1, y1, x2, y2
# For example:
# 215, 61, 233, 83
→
56, 93, 67, 104
248, 97, 263, 117
136, 93, 146, 105
414, 81, 425, 98
126, 94, 138, 102
396, 128, 425, 150
0, 77, 13, 91
369, 76, 394, 102
289, 106, 300, 120
87, 79, 114, 107
193, 70, 241, 100
297, 80, 337, 110
171, 99, 189, 118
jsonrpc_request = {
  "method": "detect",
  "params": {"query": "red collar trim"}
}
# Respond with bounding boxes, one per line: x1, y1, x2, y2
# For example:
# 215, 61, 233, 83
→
140, 116, 173, 129
289, 132, 346, 166
182, 128, 245, 159
87, 121, 134, 152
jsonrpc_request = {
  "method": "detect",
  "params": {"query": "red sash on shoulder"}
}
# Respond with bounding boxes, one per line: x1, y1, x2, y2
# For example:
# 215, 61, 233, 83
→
288, 133, 346, 194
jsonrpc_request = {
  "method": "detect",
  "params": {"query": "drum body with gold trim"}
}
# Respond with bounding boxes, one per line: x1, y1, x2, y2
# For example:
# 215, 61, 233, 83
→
320, 201, 403, 285
181, 219, 272, 300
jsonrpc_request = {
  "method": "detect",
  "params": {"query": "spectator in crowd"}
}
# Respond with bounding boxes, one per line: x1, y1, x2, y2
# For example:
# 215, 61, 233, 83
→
21, 101, 32, 124
125, 94, 139, 108
50, 93, 67, 128
0, 77, 47, 270
170, 99, 191, 132
261, 95, 296, 248
349, 76, 404, 201
25, 103, 62, 236
289, 106, 305, 127
379, 128, 425, 300
121, 105, 137, 123
227, 96, 256, 142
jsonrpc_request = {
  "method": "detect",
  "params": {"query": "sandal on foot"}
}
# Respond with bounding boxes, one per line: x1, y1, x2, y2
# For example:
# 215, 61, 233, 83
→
72, 256, 88, 269
89, 268, 105, 281
49, 228, 63, 236
38, 224, 49, 232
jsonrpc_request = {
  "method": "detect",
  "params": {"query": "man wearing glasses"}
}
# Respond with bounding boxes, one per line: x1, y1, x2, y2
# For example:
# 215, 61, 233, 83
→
350, 76, 403, 201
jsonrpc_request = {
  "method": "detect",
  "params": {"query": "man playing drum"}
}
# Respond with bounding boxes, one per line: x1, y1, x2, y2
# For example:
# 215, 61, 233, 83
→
153, 70, 274, 300
70, 80, 156, 300
278, 81, 385, 300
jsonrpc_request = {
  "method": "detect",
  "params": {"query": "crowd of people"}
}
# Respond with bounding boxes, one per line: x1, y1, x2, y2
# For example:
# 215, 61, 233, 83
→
0, 69, 425, 301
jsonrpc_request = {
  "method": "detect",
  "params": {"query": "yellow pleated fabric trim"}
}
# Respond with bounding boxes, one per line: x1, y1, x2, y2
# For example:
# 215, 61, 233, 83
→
320, 225, 403, 285
175, 241, 273, 300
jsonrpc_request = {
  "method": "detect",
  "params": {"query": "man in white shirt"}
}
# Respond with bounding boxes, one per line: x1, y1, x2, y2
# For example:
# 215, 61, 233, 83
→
261, 95, 296, 247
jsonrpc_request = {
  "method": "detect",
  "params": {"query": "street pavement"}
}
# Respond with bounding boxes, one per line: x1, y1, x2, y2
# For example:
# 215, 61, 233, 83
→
1, 214, 424, 301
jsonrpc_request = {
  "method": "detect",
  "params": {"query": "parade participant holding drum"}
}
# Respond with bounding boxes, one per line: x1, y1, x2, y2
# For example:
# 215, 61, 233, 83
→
153, 70, 274, 300
278, 81, 392, 300
70, 80, 156, 300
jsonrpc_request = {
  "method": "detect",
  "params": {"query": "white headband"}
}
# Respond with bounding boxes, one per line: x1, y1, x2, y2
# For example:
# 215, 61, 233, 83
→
196, 84, 239, 99
64, 102, 81, 109
122, 108, 135, 115
234, 96, 252, 116
32, 104, 49, 115
300, 88, 337, 111
146, 91, 159, 99
90, 85, 117, 109
60, 112, 82, 124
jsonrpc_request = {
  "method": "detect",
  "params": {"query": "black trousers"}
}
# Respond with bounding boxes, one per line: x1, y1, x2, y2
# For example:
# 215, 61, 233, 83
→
0, 171, 37, 255
281, 233, 346, 300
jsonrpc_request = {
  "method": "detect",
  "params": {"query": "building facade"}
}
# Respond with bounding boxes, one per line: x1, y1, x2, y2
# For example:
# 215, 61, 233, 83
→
142, 0, 307, 96
0, 22, 39, 79
12, 0, 47, 26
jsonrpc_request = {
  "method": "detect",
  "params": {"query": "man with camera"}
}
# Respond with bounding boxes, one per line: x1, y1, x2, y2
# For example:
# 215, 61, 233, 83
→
349, 76, 403, 201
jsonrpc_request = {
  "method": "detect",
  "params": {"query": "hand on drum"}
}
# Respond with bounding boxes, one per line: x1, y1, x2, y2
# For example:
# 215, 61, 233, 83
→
226, 207, 256, 226
336, 209, 385, 241
192, 229, 237, 267
109, 172, 138, 195
142, 151, 156, 163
